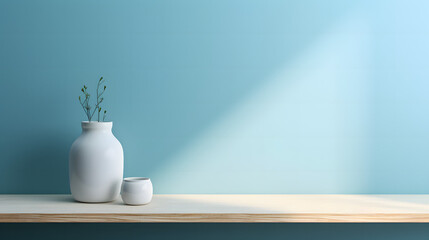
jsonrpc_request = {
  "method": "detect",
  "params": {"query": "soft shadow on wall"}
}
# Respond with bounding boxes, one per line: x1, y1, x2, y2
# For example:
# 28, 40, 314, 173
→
151, 0, 429, 194
0, 0, 358, 193
1, 0, 429, 194
116, 1, 364, 193
152, 12, 372, 193
6, 132, 72, 193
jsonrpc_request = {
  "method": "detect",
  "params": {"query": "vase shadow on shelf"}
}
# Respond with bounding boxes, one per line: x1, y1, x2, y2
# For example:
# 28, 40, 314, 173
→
7, 133, 73, 194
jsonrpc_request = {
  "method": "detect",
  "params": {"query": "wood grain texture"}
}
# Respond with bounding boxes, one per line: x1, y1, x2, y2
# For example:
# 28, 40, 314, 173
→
3, 213, 429, 223
2, 194, 429, 222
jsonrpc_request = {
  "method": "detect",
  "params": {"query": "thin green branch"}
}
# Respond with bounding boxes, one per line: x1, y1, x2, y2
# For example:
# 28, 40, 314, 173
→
78, 77, 108, 122
98, 107, 101, 122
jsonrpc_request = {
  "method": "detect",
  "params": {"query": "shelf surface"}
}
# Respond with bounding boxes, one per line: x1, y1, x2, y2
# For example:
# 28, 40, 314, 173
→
2, 194, 429, 222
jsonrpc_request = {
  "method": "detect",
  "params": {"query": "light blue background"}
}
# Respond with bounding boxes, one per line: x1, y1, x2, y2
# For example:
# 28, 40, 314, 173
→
1, 0, 429, 195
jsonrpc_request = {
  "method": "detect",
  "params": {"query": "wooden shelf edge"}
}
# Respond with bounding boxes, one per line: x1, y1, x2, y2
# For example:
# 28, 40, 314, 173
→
2, 213, 429, 223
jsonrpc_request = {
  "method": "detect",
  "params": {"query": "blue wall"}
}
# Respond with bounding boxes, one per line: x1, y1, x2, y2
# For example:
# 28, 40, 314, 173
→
1, 0, 429, 195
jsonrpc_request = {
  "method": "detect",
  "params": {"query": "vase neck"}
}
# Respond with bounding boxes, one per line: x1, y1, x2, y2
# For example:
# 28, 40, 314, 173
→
81, 121, 113, 132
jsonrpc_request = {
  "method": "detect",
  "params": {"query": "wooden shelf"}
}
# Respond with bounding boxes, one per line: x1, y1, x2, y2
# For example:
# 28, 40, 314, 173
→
1, 194, 429, 223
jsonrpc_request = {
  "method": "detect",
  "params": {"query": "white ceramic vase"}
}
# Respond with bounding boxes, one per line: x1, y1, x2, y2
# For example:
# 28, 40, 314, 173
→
69, 121, 124, 203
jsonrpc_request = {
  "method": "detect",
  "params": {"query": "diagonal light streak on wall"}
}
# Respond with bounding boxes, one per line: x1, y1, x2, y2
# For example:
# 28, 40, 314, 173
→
154, 14, 372, 193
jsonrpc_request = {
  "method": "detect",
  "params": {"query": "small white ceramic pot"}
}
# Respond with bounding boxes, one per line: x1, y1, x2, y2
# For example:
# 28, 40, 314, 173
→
121, 177, 153, 205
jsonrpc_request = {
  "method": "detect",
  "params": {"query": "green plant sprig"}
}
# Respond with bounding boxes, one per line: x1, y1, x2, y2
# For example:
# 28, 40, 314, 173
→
78, 85, 91, 121
78, 76, 108, 122
90, 77, 107, 122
